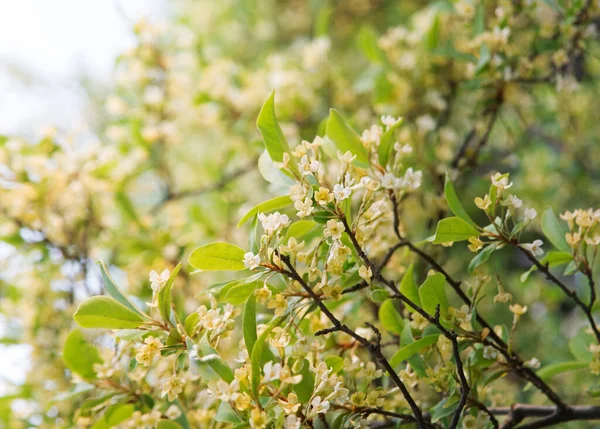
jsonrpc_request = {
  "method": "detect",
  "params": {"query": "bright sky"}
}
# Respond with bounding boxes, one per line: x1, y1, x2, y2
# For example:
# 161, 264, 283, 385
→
0, 0, 165, 388
0, 0, 166, 135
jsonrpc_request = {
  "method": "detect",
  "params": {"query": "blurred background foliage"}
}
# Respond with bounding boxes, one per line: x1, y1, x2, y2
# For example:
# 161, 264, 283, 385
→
0, 0, 599, 427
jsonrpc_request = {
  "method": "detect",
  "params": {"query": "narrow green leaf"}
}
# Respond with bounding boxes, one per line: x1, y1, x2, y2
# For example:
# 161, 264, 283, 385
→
188, 242, 246, 271
538, 360, 588, 380
285, 220, 317, 240
91, 404, 135, 429
243, 294, 258, 355
468, 243, 497, 274
158, 263, 182, 326
157, 421, 183, 429
419, 273, 448, 316
251, 321, 277, 399
541, 208, 571, 253
570, 331, 594, 363
74, 296, 145, 329
197, 335, 234, 382
378, 118, 403, 167
215, 402, 242, 424
115, 190, 141, 227
390, 335, 439, 367
357, 26, 386, 64
98, 261, 145, 317
184, 313, 199, 337
257, 150, 295, 187
524, 361, 588, 391
379, 300, 405, 335
326, 109, 370, 167
444, 176, 478, 228
520, 251, 572, 282
293, 359, 315, 403
223, 281, 261, 305
431, 217, 480, 244
238, 195, 292, 227
256, 91, 291, 164
399, 264, 420, 311
400, 322, 427, 377
62, 329, 102, 379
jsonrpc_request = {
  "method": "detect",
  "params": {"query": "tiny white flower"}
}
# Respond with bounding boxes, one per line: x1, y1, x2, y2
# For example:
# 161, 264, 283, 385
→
324, 219, 345, 241
294, 197, 314, 218
381, 115, 402, 129
243, 252, 261, 270
524, 208, 537, 222
149, 269, 170, 292
333, 183, 352, 201
298, 155, 319, 175
521, 239, 544, 257
491, 172, 513, 190
337, 150, 356, 164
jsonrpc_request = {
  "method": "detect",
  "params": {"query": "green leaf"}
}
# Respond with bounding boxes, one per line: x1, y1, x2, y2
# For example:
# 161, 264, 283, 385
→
524, 361, 588, 391
98, 261, 145, 317
157, 421, 183, 429
115, 190, 141, 227
399, 264, 421, 311
419, 273, 448, 316
238, 195, 292, 227
243, 294, 258, 355
379, 300, 405, 335
285, 220, 317, 240
390, 335, 439, 367
91, 404, 135, 429
293, 359, 315, 403
570, 331, 594, 363
538, 360, 588, 380
425, 13, 440, 51
74, 296, 145, 329
520, 251, 572, 282
326, 109, 370, 167
541, 208, 571, 253
468, 243, 497, 274
256, 91, 291, 164
197, 335, 234, 382
431, 217, 480, 244
188, 242, 246, 271
251, 321, 277, 399
62, 329, 102, 379
257, 150, 295, 187
215, 402, 242, 424
378, 118, 404, 167
223, 281, 261, 305
357, 26, 386, 64
158, 263, 182, 326
184, 313, 199, 337
444, 176, 478, 228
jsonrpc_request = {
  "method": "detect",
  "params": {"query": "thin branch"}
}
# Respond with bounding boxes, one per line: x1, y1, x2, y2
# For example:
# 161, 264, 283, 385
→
153, 156, 258, 211
279, 255, 430, 429
516, 245, 600, 343
492, 404, 600, 429
388, 197, 567, 409
338, 215, 470, 429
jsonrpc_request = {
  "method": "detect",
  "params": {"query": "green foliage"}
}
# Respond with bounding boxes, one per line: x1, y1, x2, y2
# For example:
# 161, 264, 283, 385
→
188, 242, 247, 271
431, 217, 480, 244
325, 109, 370, 167
256, 91, 292, 165
390, 335, 440, 367
74, 296, 146, 329
541, 208, 571, 253
238, 195, 292, 227
418, 273, 448, 316
62, 329, 102, 379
